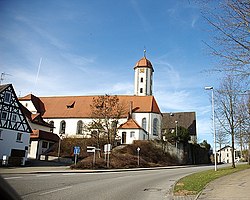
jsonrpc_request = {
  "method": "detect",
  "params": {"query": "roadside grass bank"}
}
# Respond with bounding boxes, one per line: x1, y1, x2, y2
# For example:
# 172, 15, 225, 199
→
174, 163, 250, 196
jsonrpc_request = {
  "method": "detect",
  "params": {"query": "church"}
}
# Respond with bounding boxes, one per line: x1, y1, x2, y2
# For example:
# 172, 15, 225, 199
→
19, 55, 162, 145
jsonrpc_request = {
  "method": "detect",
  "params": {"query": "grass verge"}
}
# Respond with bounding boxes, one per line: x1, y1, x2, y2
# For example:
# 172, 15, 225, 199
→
174, 164, 250, 196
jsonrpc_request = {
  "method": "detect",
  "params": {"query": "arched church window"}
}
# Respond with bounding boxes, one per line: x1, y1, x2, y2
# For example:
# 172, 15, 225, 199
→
60, 120, 66, 134
76, 120, 83, 134
153, 118, 158, 136
142, 118, 147, 130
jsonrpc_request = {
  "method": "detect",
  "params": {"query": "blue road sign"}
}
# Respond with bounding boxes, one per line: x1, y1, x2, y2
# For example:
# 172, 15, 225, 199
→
74, 146, 80, 155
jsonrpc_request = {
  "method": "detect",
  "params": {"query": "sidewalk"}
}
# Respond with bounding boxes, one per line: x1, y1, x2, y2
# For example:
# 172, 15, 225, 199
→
197, 168, 250, 200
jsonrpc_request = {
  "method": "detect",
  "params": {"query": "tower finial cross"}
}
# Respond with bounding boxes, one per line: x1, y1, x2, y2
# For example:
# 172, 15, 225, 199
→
143, 48, 146, 57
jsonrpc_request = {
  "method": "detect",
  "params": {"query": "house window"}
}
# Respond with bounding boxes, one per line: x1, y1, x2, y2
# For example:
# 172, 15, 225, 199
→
1, 111, 7, 120
122, 132, 126, 144
142, 118, 147, 130
49, 142, 54, 149
153, 118, 159, 136
0, 129, 2, 139
140, 88, 143, 93
42, 141, 48, 148
60, 120, 66, 134
16, 132, 22, 142
76, 120, 83, 134
130, 131, 135, 138
12, 114, 17, 122
4, 92, 11, 103
49, 121, 54, 133
140, 77, 143, 83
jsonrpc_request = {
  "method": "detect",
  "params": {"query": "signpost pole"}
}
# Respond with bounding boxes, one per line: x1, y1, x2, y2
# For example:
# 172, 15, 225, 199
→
93, 150, 96, 167
137, 147, 140, 166
74, 154, 77, 165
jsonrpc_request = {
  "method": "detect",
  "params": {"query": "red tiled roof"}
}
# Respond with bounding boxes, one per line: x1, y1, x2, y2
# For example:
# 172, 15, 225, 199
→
134, 57, 154, 71
20, 104, 52, 128
19, 94, 45, 115
118, 118, 142, 129
37, 95, 161, 119
31, 130, 59, 142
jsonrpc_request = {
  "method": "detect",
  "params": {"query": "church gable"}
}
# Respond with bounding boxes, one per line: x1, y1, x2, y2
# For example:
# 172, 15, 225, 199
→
0, 84, 32, 133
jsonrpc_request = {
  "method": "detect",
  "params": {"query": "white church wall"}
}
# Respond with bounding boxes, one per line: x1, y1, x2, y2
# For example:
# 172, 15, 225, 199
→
20, 100, 37, 114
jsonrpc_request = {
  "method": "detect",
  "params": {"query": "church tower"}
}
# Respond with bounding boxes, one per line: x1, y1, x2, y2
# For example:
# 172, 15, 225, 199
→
134, 52, 154, 96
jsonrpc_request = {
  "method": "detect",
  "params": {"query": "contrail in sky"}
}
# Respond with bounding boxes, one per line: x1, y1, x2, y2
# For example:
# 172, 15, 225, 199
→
35, 57, 42, 88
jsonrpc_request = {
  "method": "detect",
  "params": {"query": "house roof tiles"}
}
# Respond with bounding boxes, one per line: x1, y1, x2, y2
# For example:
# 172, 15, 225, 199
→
118, 118, 142, 129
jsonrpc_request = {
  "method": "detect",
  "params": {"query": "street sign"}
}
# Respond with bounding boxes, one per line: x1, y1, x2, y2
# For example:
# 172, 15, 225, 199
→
74, 146, 80, 155
87, 146, 96, 153
104, 144, 111, 153
104, 144, 112, 168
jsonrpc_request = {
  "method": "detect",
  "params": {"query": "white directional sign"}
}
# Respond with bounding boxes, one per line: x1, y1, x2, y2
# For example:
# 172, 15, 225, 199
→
104, 144, 111, 153
87, 146, 96, 153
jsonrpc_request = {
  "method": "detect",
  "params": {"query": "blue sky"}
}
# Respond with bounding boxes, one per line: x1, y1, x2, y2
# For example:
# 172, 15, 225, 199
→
0, 0, 221, 145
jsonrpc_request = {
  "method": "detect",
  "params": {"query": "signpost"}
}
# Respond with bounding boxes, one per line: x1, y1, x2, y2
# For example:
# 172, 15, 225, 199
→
87, 146, 96, 167
104, 144, 111, 168
137, 147, 140, 166
73, 146, 80, 165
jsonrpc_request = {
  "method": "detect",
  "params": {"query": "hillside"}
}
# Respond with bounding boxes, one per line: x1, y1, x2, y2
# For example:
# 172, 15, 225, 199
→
70, 140, 179, 169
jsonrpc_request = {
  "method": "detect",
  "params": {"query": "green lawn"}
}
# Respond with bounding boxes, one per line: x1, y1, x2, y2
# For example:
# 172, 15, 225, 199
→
174, 163, 250, 196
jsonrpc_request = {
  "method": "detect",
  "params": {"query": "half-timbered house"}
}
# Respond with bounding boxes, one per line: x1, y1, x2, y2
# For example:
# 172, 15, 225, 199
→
0, 84, 32, 166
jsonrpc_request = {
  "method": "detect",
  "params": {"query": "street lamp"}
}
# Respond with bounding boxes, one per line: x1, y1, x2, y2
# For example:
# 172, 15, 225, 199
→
205, 86, 217, 171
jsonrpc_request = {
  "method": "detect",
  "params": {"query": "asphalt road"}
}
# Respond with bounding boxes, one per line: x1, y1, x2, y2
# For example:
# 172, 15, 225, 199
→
2, 166, 213, 200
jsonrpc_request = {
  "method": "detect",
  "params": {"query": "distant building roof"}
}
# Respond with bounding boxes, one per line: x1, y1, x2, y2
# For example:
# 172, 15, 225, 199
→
0, 84, 10, 92
162, 112, 196, 136
20, 95, 161, 119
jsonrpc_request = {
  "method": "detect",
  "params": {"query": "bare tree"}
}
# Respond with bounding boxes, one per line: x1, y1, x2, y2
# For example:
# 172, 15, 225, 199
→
201, 0, 250, 78
215, 74, 243, 168
88, 95, 126, 146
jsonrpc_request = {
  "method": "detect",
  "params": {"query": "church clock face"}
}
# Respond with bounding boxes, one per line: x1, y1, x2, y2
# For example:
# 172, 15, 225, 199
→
140, 68, 145, 73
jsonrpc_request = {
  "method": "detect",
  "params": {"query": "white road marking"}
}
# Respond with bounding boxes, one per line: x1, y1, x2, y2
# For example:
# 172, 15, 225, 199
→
4, 176, 22, 180
39, 186, 72, 196
62, 173, 76, 175
36, 174, 52, 177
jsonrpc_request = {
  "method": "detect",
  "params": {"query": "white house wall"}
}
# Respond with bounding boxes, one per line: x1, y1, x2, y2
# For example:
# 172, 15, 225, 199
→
28, 140, 38, 159
0, 129, 30, 164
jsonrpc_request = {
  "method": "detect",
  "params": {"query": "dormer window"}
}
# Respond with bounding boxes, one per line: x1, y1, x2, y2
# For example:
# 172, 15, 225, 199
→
66, 101, 75, 109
